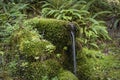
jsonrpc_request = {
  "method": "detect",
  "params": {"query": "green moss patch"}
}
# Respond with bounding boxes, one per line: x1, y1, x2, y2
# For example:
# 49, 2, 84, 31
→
10, 27, 55, 61
77, 47, 120, 80
24, 17, 78, 51
57, 70, 78, 80
24, 59, 61, 80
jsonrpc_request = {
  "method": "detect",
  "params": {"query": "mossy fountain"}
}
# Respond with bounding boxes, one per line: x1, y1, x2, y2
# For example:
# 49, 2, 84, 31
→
9, 17, 79, 80
4, 16, 119, 80
26, 17, 78, 75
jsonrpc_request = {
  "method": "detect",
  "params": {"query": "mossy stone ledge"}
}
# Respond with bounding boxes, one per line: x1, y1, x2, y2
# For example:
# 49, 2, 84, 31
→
24, 17, 79, 52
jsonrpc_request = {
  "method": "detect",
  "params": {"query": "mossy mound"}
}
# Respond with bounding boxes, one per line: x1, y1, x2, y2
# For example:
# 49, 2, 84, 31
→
77, 47, 120, 80
57, 70, 78, 80
24, 17, 78, 51
10, 27, 55, 60
37, 18, 69, 51
24, 59, 62, 80
20, 39, 55, 58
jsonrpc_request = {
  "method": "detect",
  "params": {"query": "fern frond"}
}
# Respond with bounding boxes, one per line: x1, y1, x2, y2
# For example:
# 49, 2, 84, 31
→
84, 0, 95, 10
86, 18, 99, 24
92, 11, 111, 18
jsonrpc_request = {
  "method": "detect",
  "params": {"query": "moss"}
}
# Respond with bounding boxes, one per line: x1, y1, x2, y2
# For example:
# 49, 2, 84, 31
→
10, 27, 55, 60
10, 27, 41, 48
20, 39, 55, 58
24, 17, 79, 52
77, 47, 120, 80
24, 59, 62, 80
57, 70, 78, 80
23, 17, 79, 70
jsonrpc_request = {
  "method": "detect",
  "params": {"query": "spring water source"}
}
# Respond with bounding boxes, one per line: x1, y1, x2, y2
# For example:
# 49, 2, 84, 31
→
69, 23, 77, 76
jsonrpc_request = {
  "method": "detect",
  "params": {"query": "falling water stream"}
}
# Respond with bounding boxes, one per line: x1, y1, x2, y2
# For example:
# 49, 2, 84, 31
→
69, 23, 77, 76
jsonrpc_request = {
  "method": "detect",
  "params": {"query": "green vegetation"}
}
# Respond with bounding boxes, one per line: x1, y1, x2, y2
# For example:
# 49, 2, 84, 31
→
77, 47, 120, 80
24, 59, 61, 80
10, 27, 55, 58
41, 0, 88, 21
58, 70, 79, 80
0, 0, 120, 80
24, 18, 71, 51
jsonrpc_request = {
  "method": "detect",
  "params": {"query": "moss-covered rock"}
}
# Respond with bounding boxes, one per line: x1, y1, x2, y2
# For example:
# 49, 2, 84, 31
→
23, 17, 79, 70
10, 27, 55, 60
24, 17, 78, 51
57, 70, 78, 80
24, 59, 62, 80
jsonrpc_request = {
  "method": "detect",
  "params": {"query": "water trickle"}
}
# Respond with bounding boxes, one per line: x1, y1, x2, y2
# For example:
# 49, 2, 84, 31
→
69, 23, 77, 76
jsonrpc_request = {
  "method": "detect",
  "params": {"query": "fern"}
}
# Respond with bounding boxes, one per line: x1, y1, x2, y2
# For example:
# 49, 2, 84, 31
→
41, 0, 88, 21
86, 18, 99, 24
83, 0, 95, 10
92, 11, 111, 19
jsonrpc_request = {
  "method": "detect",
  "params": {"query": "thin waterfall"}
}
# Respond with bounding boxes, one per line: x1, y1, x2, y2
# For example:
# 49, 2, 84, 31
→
69, 23, 77, 76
